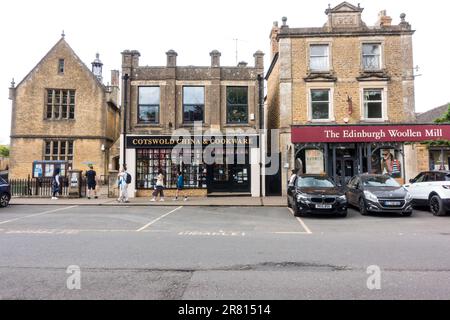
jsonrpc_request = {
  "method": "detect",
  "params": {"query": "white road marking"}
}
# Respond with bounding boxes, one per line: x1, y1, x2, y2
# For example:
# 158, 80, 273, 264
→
288, 208, 313, 234
0, 206, 78, 225
136, 206, 183, 232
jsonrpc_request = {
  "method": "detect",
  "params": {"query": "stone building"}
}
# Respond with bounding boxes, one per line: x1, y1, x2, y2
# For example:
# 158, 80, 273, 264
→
265, 2, 448, 195
120, 49, 264, 197
8, 36, 121, 180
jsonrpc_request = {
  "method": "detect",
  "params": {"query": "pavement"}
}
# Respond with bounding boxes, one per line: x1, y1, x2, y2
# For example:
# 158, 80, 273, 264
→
10, 196, 286, 207
0, 204, 450, 300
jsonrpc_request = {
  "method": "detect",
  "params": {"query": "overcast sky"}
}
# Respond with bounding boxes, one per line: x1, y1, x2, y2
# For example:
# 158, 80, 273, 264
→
1, 0, 449, 145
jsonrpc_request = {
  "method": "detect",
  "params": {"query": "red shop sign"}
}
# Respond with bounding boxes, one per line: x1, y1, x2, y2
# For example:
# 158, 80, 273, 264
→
291, 124, 450, 143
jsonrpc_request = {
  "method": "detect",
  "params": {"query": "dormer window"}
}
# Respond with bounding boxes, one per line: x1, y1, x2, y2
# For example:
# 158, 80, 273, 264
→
58, 59, 65, 74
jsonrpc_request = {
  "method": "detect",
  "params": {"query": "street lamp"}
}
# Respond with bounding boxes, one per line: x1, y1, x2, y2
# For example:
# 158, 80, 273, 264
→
122, 73, 129, 168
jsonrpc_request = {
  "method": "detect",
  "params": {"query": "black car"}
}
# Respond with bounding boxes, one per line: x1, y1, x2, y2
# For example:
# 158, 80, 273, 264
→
287, 174, 348, 217
0, 177, 11, 208
346, 174, 413, 216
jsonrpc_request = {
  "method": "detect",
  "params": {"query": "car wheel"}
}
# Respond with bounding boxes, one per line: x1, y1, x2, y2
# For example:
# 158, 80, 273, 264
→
430, 195, 446, 216
292, 203, 303, 217
0, 193, 10, 208
359, 198, 368, 216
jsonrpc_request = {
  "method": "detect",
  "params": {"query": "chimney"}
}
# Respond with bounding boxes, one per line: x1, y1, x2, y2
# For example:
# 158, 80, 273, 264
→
237, 61, 248, 68
210, 50, 221, 67
377, 10, 392, 27
121, 50, 140, 69
111, 70, 120, 87
270, 21, 280, 59
253, 50, 264, 69
8, 78, 15, 101
166, 50, 178, 67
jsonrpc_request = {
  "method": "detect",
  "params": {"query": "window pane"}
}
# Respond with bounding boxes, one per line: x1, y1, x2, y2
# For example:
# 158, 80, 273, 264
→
227, 106, 248, 123
364, 90, 383, 119
183, 105, 204, 122
365, 90, 382, 101
183, 87, 204, 104
311, 90, 329, 102
312, 102, 329, 119
310, 45, 328, 56
310, 57, 329, 71
139, 87, 160, 105
363, 44, 380, 55
227, 87, 247, 105
227, 87, 248, 123
139, 105, 159, 123
366, 102, 382, 118
362, 44, 380, 70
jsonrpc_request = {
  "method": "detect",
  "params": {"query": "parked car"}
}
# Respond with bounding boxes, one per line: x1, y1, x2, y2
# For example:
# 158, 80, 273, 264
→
0, 177, 11, 208
403, 171, 450, 216
287, 174, 348, 217
346, 174, 413, 216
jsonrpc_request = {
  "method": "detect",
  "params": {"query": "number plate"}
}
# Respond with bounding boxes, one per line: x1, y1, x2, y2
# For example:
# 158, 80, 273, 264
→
384, 201, 401, 206
316, 204, 332, 209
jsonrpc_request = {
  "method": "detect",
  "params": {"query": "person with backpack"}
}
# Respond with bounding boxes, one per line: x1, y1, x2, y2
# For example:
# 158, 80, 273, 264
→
85, 165, 98, 200
117, 165, 130, 203
151, 171, 165, 202
51, 168, 61, 200
174, 171, 187, 201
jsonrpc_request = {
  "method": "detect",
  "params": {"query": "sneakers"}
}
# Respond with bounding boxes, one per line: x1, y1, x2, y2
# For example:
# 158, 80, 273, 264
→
184, 197, 188, 201
160, 198, 165, 202
51, 197, 58, 200
150, 199, 156, 202
88, 197, 91, 200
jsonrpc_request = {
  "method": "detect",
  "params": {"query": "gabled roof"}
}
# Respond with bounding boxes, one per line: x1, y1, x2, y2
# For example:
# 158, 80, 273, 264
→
15, 36, 105, 90
325, 1, 364, 14
416, 104, 450, 123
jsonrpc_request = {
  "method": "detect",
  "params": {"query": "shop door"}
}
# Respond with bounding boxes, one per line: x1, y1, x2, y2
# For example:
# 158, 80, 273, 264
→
336, 158, 356, 186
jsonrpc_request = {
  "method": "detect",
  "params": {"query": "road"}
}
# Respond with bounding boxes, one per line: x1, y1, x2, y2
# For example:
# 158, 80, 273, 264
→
0, 204, 449, 300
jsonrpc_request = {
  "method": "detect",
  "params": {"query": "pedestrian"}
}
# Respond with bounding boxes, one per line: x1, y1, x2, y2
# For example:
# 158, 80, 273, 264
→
289, 169, 297, 186
86, 165, 98, 199
151, 171, 165, 202
51, 168, 61, 200
117, 166, 130, 203
174, 171, 187, 201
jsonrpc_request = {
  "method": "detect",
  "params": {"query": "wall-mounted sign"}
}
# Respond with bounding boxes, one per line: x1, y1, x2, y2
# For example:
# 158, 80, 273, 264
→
126, 135, 259, 149
292, 124, 450, 143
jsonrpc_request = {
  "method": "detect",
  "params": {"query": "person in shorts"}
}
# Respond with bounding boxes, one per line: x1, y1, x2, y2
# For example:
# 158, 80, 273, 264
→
174, 171, 187, 201
86, 165, 98, 199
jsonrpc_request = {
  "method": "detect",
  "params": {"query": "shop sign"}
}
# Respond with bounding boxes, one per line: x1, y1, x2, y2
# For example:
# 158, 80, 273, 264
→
305, 149, 324, 174
292, 124, 450, 143
127, 135, 259, 149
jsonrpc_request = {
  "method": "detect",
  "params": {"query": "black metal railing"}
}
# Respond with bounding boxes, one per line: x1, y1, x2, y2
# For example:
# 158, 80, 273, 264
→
9, 177, 69, 197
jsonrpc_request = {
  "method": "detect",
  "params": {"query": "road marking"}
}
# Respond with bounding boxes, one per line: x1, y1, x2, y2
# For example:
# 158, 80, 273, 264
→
178, 230, 246, 237
136, 206, 183, 232
273, 232, 311, 235
0, 206, 78, 225
287, 208, 313, 234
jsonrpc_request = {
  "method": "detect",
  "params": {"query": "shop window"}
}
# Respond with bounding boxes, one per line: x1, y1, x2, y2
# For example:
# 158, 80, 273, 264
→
371, 148, 403, 178
138, 87, 160, 124
429, 149, 450, 171
183, 87, 204, 123
46, 89, 75, 119
363, 89, 383, 119
362, 43, 381, 70
309, 44, 329, 72
226, 87, 248, 124
310, 89, 330, 120
136, 148, 206, 189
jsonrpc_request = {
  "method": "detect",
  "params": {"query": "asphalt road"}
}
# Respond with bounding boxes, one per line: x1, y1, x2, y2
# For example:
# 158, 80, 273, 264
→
0, 204, 449, 300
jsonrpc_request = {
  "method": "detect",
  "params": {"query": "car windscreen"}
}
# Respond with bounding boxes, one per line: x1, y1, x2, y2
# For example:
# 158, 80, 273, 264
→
0, 177, 5, 185
296, 177, 335, 188
363, 176, 400, 187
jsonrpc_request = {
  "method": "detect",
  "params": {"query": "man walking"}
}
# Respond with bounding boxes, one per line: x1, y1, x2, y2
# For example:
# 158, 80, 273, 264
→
86, 165, 98, 199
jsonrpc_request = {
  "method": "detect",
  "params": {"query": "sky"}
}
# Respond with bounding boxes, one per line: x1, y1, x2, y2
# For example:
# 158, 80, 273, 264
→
1, 0, 449, 145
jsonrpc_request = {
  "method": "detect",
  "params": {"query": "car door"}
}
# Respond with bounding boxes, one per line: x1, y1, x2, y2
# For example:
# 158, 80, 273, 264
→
413, 173, 434, 200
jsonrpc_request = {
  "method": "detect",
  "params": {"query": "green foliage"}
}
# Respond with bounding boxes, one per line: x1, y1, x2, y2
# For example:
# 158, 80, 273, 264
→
0, 145, 9, 157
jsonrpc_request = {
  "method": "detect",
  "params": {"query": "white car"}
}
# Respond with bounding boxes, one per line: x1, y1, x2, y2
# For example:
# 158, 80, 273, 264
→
404, 171, 450, 216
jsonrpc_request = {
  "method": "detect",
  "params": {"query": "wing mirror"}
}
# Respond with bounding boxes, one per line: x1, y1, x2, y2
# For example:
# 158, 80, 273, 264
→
409, 179, 416, 184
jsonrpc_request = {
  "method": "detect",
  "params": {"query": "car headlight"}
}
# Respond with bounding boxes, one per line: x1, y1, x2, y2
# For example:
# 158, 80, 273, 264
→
338, 195, 347, 202
405, 192, 412, 201
297, 193, 308, 202
364, 190, 378, 202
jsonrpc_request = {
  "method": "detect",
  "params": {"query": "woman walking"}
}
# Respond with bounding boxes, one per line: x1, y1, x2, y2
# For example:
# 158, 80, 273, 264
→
51, 168, 61, 200
174, 171, 187, 201
151, 171, 165, 202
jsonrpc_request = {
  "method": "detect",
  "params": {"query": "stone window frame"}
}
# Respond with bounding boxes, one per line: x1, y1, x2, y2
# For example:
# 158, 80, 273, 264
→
137, 86, 161, 125
58, 58, 65, 74
43, 140, 74, 162
360, 38, 385, 72
45, 89, 76, 120
306, 82, 335, 123
306, 39, 333, 74
359, 82, 388, 122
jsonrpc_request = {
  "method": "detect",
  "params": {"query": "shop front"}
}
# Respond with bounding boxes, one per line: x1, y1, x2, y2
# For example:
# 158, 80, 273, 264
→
124, 135, 259, 197
291, 124, 450, 185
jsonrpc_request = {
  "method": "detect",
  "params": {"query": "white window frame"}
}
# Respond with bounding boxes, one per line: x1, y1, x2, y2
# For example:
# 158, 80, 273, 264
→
361, 41, 384, 71
359, 83, 388, 122
307, 84, 335, 122
309, 44, 330, 72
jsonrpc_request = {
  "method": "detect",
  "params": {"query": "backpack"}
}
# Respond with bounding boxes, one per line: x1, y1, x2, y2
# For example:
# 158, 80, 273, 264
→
125, 172, 132, 184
